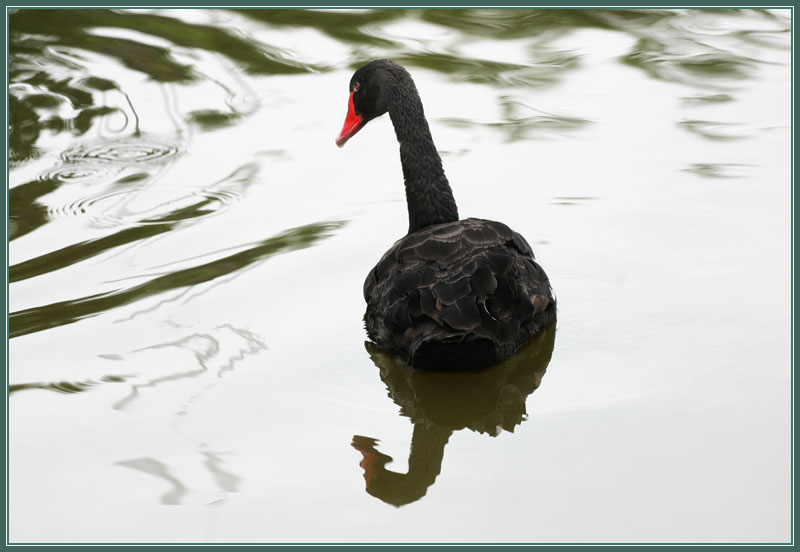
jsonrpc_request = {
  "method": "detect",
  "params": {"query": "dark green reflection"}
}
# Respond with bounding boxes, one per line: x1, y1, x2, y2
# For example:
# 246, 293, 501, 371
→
10, 8, 780, 166
9, 83, 120, 166
622, 37, 757, 87
9, 94, 43, 165
352, 320, 556, 507
188, 109, 242, 131
9, 220, 345, 338
9, 374, 128, 395
8, 8, 315, 163
395, 52, 532, 85
9, 193, 224, 283
418, 8, 671, 39
8, 177, 60, 241
677, 119, 748, 141
10, 9, 312, 82
235, 9, 406, 49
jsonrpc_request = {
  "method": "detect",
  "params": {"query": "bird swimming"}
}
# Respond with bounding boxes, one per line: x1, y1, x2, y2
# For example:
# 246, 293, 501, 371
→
336, 60, 556, 371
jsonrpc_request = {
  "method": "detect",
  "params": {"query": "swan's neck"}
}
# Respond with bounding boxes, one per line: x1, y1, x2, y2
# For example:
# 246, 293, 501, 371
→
388, 84, 458, 235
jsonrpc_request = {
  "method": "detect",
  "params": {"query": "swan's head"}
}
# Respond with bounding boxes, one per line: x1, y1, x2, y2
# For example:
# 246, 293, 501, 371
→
335, 60, 402, 148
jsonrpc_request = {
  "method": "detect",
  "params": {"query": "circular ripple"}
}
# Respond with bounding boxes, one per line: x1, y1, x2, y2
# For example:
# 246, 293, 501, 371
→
61, 137, 181, 166
38, 164, 120, 185
47, 188, 131, 223
47, 185, 243, 228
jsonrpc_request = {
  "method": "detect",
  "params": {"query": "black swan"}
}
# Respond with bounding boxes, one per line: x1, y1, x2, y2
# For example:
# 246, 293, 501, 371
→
336, 60, 555, 371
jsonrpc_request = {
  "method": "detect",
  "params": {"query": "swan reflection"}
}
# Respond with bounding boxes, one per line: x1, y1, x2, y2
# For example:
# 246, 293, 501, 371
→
352, 320, 556, 507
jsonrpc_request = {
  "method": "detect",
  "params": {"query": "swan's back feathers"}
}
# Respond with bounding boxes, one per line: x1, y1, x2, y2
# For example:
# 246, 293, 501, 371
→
364, 218, 555, 370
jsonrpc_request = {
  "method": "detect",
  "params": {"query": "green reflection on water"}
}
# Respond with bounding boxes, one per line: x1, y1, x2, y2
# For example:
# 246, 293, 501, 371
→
677, 119, 748, 141
418, 8, 675, 39
10, 9, 311, 81
10, 173, 234, 281
9, 220, 346, 338
8, 177, 59, 241
9, 94, 45, 165
353, 320, 556, 507
8, 8, 315, 163
9, 8, 786, 165
9, 374, 129, 395
236, 8, 407, 49
12, 216, 178, 283
188, 109, 243, 131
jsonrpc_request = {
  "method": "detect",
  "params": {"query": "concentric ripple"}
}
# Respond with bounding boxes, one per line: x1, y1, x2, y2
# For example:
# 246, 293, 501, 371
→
46, 185, 246, 228
61, 137, 181, 165
38, 164, 121, 185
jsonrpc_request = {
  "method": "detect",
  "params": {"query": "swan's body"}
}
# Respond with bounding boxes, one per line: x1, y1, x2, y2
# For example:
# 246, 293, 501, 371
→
337, 60, 555, 371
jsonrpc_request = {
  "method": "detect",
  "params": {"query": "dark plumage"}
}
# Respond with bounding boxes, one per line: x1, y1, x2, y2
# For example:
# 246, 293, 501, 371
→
337, 60, 555, 371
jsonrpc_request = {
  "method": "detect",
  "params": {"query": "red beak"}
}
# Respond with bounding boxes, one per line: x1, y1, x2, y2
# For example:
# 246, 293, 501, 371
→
335, 90, 364, 148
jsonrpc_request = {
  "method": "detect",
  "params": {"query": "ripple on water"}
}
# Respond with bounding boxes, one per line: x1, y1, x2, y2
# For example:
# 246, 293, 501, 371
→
42, 161, 255, 229
38, 164, 122, 185
61, 136, 181, 165
46, 185, 246, 228
683, 163, 755, 179
677, 119, 751, 141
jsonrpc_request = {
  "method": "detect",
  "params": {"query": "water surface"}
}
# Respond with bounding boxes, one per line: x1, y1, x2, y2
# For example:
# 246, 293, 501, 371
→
8, 8, 791, 543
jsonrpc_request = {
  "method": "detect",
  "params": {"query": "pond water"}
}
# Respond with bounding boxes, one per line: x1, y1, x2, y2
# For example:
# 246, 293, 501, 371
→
7, 8, 792, 544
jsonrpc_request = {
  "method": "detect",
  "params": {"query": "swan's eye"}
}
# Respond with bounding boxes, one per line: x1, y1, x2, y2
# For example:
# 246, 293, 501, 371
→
353, 82, 360, 92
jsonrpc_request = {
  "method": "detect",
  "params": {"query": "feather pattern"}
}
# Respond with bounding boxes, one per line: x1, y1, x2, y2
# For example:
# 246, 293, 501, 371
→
364, 218, 555, 370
